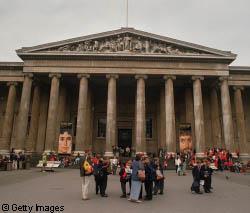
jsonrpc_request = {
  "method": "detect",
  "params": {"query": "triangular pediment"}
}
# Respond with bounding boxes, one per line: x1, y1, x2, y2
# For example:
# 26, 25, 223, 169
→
16, 28, 236, 59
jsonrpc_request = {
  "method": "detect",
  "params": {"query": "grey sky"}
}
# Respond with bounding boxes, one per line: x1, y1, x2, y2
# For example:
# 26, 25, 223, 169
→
0, 0, 249, 65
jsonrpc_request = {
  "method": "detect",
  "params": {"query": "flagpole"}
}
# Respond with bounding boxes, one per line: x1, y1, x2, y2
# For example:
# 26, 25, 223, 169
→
126, 0, 128, 27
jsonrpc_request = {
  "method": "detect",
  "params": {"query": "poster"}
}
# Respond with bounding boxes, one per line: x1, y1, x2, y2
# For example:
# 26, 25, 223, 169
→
58, 122, 73, 154
179, 124, 192, 153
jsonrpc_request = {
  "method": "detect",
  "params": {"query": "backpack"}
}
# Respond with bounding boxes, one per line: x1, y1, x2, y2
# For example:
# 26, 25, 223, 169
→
83, 160, 93, 175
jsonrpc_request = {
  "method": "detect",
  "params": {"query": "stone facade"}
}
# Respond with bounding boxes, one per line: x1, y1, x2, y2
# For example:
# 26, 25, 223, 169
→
0, 28, 249, 158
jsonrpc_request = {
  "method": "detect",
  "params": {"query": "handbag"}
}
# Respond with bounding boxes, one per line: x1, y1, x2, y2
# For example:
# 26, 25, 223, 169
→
156, 169, 164, 180
138, 170, 145, 181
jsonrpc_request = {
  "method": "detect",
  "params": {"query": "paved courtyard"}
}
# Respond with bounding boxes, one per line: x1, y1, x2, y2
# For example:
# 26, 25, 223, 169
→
0, 168, 249, 213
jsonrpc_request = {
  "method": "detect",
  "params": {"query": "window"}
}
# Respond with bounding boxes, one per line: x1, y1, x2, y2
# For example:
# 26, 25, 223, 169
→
146, 118, 153, 139
97, 118, 106, 138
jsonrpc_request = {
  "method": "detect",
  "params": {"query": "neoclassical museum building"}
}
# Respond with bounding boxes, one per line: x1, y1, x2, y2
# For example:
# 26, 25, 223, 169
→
0, 28, 250, 158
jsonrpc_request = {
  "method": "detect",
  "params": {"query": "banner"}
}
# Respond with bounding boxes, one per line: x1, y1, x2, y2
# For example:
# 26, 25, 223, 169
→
179, 124, 192, 153
58, 122, 73, 154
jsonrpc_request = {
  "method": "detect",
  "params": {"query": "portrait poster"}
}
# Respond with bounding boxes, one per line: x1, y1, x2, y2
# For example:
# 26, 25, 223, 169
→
179, 124, 192, 153
58, 122, 73, 154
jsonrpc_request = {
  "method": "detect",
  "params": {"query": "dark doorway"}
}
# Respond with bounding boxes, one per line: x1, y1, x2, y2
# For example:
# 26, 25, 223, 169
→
118, 129, 132, 149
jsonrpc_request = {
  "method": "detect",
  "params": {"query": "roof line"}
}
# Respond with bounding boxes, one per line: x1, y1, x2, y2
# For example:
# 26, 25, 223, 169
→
16, 28, 235, 58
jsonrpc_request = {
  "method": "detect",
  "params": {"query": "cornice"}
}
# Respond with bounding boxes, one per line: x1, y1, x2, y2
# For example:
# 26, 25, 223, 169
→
16, 52, 235, 63
16, 27, 236, 59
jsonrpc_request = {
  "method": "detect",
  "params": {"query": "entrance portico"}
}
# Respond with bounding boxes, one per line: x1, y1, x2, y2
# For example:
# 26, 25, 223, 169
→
0, 28, 249, 158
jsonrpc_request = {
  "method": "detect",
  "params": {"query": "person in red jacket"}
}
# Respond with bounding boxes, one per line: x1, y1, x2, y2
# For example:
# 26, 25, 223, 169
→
119, 162, 127, 198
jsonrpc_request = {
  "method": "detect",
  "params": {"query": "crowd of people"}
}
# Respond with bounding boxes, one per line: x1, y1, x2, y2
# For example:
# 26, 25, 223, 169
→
78, 148, 250, 201
0, 149, 29, 170
204, 148, 246, 173
191, 159, 213, 194
80, 153, 165, 202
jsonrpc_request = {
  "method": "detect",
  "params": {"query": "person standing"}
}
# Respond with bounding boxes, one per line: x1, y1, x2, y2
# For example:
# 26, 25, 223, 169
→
175, 155, 181, 173
93, 154, 101, 194
10, 149, 17, 170
110, 156, 118, 175
98, 158, 109, 197
175, 156, 182, 176
144, 157, 156, 200
119, 162, 127, 198
154, 159, 164, 195
79, 155, 93, 200
125, 160, 132, 195
202, 160, 213, 193
129, 154, 144, 203
191, 160, 203, 194
41, 153, 47, 172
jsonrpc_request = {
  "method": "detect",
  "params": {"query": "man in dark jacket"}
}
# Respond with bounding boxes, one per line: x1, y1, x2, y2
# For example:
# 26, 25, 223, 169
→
191, 160, 203, 194
144, 157, 156, 200
202, 160, 213, 193
97, 158, 109, 197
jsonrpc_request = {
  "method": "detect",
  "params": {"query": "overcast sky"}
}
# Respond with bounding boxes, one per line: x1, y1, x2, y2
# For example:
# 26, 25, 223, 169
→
0, 0, 249, 65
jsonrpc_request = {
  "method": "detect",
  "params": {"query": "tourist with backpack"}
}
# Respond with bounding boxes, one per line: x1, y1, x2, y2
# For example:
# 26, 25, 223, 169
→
79, 155, 93, 200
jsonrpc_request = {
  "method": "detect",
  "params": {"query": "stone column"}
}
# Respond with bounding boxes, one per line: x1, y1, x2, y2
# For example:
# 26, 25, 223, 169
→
159, 88, 166, 149
233, 86, 248, 157
210, 86, 223, 148
164, 75, 176, 153
192, 76, 206, 157
135, 75, 147, 153
14, 74, 33, 152
75, 74, 90, 155
44, 73, 61, 152
0, 82, 17, 154
25, 84, 41, 152
105, 74, 118, 157
220, 77, 235, 152
185, 87, 196, 146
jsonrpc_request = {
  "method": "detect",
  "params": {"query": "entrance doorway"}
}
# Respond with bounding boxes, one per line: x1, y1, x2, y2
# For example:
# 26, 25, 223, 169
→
118, 129, 132, 149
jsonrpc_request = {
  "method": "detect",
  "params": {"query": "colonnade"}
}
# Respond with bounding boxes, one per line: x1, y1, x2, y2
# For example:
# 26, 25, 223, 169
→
0, 73, 248, 157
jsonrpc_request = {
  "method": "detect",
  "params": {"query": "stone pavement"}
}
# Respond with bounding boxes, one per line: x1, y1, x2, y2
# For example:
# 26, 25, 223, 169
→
0, 169, 249, 213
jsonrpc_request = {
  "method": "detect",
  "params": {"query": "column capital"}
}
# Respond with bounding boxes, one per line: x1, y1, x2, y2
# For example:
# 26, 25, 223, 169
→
209, 81, 220, 90
135, 74, 147, 80
77, 74, 90, 79
233, 86, 244, 91
219, 76, 230, 82
192, 76, 204, 81
106, 74, 119, 79
49, 73, 61, 79
163, 75, 176, 81
32, 80, 42, 87
24, 73, 33, 79
7, 82, 18, 87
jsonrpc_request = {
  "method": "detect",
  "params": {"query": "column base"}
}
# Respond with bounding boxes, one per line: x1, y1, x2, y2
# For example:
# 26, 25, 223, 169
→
239, 153, 250, 161
43, 150, 56, 155
73, 151, 85, 156
0, 150, 10, 156
135, 152, 147, 156
196, 152, 206, 158
104, 151, 114, 157
231, 152, 238, 158
14, 149, 25, 154
24, 151, 36, 155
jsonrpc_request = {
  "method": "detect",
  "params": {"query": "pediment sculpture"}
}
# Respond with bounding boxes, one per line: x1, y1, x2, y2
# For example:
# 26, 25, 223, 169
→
44, 33, 209, 55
